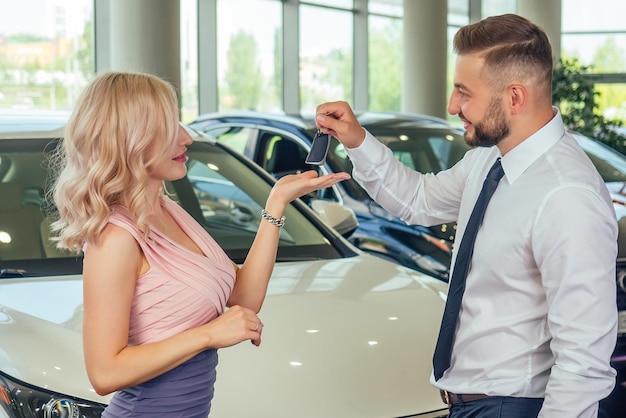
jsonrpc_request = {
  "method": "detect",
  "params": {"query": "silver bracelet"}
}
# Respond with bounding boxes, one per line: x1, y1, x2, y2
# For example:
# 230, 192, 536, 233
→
261, 209, 285, 228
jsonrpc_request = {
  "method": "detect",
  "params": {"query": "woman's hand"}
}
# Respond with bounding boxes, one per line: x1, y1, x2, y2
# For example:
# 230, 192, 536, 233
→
268, 170, 350, 207
203, 305, 265, 348
229, 170, 351, 314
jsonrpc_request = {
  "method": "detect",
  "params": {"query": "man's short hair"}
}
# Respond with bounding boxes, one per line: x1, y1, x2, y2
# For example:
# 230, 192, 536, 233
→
453, 14, 553, 93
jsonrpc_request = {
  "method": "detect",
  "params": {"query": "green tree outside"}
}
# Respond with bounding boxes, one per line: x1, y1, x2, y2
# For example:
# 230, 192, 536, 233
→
552, 57, 626, 154
222, 30, 263, 110
369, 20, 402, 112
587, 37, 626, 121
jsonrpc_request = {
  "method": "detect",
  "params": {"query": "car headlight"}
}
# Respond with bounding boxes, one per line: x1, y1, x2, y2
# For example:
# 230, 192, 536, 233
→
0, 372, 105, 418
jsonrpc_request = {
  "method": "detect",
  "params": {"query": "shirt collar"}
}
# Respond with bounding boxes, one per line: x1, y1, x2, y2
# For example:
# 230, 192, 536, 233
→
500, 106, 565, 184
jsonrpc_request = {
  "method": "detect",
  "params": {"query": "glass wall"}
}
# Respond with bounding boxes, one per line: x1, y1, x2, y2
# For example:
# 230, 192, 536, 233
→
299, 3, 353, 114
0, 0, 93, 112
562, 0, 626, 120
368, 0, 402, 112
481, 0, 516, 17
446, 0, 516, 112
447, 0, 470, 117
216, 0, 282, 113
2, 0, 626, 127
181, 0, 198, 122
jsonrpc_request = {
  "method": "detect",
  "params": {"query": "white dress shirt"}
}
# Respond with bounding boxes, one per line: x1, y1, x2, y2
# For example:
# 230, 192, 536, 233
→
345, 109, 618, 417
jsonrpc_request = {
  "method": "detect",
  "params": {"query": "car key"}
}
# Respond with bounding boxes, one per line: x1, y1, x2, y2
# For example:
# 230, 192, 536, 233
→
305, 130, 331, 165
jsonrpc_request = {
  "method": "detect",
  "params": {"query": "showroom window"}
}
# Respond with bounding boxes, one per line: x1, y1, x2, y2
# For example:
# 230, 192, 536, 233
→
446, 0, 517, 119
446, 0, 470, 122
562, 0, 626, 120
305, 0, 353, 8
481, 0, 516, 18
0, 0, 94, 112
216, 0, 282, 113
4, 0, 626, 127
181, 0, 198, 122
299, 3, 353, 114
368, 0, 402, 112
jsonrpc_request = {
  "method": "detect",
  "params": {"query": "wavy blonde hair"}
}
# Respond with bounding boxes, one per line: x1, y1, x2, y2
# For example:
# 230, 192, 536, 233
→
49, 71, 180, 252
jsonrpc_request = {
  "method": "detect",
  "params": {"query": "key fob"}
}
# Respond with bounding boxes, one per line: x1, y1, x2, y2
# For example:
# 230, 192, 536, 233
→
305, 130, 330, 165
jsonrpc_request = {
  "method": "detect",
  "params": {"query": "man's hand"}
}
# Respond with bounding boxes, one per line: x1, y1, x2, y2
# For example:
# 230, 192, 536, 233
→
315, 101, 367, 149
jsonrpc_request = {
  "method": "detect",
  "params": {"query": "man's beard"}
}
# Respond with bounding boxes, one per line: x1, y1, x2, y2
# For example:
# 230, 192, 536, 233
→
464, 97, 510, 148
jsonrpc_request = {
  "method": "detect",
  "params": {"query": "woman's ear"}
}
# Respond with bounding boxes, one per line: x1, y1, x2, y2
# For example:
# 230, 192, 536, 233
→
507, 84, 527, 115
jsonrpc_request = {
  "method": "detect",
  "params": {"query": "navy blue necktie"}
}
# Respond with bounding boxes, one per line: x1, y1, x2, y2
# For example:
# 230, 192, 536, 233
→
433, 158, 505, 381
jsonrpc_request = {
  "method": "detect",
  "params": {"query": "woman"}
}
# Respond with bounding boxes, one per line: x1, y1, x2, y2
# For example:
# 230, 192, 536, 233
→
50, 71, 350, 417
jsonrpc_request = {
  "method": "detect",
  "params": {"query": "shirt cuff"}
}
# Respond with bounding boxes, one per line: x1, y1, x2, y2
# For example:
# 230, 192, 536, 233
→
344, 129, 387, 165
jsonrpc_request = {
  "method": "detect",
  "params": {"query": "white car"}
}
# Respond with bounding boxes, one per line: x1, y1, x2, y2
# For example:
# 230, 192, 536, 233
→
0, 119, 449, 418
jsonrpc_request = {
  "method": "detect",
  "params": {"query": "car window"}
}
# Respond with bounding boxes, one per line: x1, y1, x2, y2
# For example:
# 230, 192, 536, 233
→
204, 125, 251, 155
0, 138, 349, 272
392, 149, 415, 170
377, 129, 468, 174
574, 134, 626, 182
428, 133, 469, 170
168, 141, 346, 262
324, 138, 371, 201
325, 128, 469, 202
258, 132, 310, 178
0, 139, 57, 263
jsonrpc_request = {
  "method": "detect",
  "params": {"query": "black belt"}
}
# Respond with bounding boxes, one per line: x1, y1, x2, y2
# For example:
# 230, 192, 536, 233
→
440, 390, 491, 406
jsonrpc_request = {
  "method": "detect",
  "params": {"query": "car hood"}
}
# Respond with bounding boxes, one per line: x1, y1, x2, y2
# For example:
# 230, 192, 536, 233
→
0, 255, 448, 417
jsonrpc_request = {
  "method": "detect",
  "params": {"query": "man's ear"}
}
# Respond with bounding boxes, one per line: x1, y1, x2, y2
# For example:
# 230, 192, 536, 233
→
507, 84, 527, 115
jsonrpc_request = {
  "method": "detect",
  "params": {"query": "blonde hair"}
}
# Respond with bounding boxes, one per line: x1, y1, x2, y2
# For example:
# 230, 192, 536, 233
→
50, 71, 180, 252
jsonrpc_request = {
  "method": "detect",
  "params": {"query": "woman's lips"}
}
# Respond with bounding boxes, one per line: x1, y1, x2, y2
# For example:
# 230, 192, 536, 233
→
173, 153, 187, 162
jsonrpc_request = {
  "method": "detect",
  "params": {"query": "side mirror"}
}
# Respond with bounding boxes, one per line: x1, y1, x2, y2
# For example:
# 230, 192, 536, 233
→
309, 199, 358, 238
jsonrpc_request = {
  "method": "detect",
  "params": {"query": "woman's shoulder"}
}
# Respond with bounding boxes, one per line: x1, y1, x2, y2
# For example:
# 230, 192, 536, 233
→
100, 221, 139, 246
109, 205, 137, 227
105, 206, 147, 243
85, 221, 141, 261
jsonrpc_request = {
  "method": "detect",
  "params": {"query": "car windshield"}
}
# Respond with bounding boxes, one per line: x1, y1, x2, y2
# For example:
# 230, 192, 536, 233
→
325, 127, 469, 201
0, 137, 348, 277
328, 128, 626, 191
180, 142, 341, 259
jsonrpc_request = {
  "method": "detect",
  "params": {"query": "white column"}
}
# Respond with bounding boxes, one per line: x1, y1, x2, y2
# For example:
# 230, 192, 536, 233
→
353, 0, 368, 111
198, 0, 218, 114
104, 0, 182, 98
517, 0, 561, 60
283, 0, 300, 115
402, 0, 448, 118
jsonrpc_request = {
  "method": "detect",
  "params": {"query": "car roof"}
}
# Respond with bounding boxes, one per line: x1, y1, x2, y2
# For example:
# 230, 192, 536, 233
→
355, 111, 462, 130
194, 110, 462, 132
0, 113, 217, 144
194, 110, 315, 130
0, 110, 71, 136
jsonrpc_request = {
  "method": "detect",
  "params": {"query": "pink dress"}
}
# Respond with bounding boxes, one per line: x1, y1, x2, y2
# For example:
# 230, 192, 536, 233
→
100, 197, 236, 417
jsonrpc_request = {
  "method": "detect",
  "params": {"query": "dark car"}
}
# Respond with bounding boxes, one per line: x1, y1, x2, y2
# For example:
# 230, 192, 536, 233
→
191, 111, 471, 282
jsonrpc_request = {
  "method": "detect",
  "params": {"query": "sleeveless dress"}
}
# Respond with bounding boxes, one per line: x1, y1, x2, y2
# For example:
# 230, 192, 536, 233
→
99, 197, 236, 418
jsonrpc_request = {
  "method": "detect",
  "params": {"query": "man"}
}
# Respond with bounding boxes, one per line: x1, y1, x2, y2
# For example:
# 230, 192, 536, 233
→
315, 14, 617, 418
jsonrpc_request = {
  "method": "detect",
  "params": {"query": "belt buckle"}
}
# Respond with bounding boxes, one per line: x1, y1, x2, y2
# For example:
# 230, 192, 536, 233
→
440, 390, 452, 406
